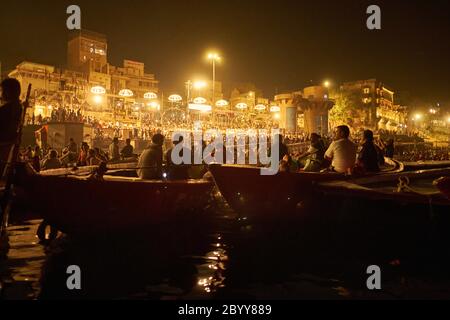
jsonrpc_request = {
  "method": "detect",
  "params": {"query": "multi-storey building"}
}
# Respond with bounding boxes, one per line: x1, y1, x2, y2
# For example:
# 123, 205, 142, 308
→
67, 30, 109, 74
110, 60, 159, 100
339, 79, 395, 129
273, 86, 334, 135
8, 29, 159, 121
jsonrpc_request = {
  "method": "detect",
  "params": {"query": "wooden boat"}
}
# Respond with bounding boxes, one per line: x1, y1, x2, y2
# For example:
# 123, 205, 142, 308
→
317, 168, 450, 205
38, 160, 208, 180
14, 163, 214, 235
208, 158, 403, 220
314, 168, 450, 252
435, 176, 450, 200
403, 160, 450, 171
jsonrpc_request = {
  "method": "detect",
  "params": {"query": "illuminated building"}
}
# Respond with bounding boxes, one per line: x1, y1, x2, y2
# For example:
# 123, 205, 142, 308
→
339, 79, 395, 129
67, 30, 109, 74
273, 86, 334, 135
8, 29, 159, 122
110, 60, 159, 102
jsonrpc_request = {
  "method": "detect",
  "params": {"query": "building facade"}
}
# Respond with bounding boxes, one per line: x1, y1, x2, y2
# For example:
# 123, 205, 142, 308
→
273, 86, 334, 135
339, 79, 395, 130
9, 29, 159, 123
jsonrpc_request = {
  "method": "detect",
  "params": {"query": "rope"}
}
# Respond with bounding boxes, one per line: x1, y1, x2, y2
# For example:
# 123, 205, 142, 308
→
396, 176, 436, 225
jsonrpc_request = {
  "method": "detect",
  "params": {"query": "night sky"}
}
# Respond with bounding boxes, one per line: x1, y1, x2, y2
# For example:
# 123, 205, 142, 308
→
1, 0, 450, 104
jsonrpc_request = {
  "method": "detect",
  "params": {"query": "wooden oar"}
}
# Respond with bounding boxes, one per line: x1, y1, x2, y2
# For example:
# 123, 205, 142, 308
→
0, 84, 32, 235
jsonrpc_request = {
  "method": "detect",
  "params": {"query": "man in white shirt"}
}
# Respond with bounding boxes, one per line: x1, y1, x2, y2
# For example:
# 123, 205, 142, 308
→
324, 125, 357, 173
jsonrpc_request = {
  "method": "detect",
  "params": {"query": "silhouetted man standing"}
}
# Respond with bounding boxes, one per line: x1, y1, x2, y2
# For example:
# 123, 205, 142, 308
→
0, 78, 23, 175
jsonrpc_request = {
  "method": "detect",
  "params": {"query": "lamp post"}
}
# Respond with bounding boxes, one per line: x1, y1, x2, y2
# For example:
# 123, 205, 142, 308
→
207, 52, 221, 106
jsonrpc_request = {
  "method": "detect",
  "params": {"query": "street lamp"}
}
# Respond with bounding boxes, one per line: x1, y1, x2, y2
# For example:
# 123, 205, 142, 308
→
323, 80, 331, 88
168, 94, 183, 103
207, 52, 221, 105
119, 89, 134, 98
147, 101, 160, 111
193, 97, 207, 104
91, 86, 106, 95
254, 104, 266, 111
215, 99, 229, 107
144, 92, 158, 100
236, 102, 248, 110
93, 95, 103, 105
270, 105, 280, 113
193, 81, 207, 90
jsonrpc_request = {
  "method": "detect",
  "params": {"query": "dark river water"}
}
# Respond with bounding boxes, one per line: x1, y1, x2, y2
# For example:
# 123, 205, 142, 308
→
1, 192, 450, 300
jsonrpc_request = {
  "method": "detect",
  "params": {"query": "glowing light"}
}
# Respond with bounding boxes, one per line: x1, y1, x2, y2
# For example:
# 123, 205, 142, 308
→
215, 99, 229, 107
144, 92, 158, 99
235, 103, 248, 110
168, 94, 183, 102
270, 106, 280, 112
193, 97, 207, 104
119, 89, 134, 97
447, 117, 450, 124
147, 102, 160, 110
188, 103, 212, 112
207, 52, 221, 61
254, 104, 266, 111
429, 108, 436, 114
93, 95, 103, 104
323, 80, 330, 88
91, 86, 106, 95
274, 113, 281, 120
34, 105, 45, 117
414, 113, 422, 120
193, 81, 207, 89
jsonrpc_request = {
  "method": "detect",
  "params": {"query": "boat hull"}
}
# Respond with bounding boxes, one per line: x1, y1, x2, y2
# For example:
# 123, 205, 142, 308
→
435, 176, 450, 200
209, 161, 403, 221
315, 169, 450, 244
209, 164, 349, 220
21, 172, 214, 235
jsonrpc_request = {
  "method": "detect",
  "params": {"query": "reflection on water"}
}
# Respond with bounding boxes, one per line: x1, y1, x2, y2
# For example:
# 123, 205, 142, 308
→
0, 220, 46, 299
1, 196, 450, 300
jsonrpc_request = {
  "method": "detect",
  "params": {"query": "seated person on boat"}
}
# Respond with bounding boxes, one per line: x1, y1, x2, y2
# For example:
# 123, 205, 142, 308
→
120, 138, 135, 159
276, 134, 289, 161
42, 149, 62, 171
324, 125, 357, 174
279, 154, 299, 173
137, 133, 164, 179
165, 134, 191, 180
87, 148, 103, 166
298, 133, 326, 172
356, 130, 380, 173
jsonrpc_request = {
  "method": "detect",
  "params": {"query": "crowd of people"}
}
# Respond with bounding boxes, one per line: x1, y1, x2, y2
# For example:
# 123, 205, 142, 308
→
2, 77, 448, 181
279, 125, 395, 174
396, 148, 450, 162
20, 136, 139, 173
18, 123, 450, 179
